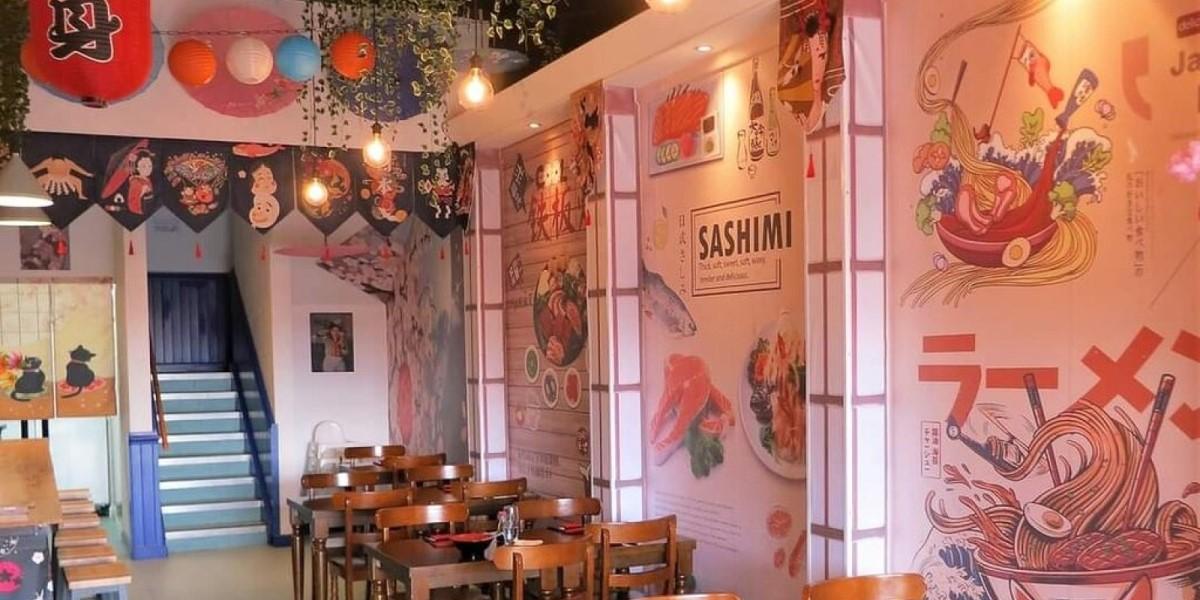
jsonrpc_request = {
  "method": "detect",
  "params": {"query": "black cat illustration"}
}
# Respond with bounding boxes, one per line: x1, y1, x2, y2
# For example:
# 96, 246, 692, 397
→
62, 345, 97, 398
11, 356, 46, 401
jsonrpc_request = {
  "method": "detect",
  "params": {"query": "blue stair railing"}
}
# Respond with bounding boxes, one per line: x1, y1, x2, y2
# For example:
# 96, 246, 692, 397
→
228, 276, 286, 547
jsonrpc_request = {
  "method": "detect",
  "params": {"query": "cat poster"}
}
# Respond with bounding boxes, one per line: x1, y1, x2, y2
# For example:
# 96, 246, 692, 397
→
310, 313, 354, 373
51, 282, 116, 417
0, 283, 55, 420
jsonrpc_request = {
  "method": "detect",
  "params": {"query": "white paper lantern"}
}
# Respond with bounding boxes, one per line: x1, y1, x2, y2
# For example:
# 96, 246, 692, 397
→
226, 37, 274, 85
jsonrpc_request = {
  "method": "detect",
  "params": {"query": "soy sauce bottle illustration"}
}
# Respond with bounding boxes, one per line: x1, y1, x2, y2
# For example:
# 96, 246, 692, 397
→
748, 58, 766, 162
767, 88, 782, 157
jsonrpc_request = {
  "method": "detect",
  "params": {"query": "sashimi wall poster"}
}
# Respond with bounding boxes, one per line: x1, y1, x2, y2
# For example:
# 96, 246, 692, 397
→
639, 50, 807, 599
885, 2, 1200, 600
501, 121, 592, 499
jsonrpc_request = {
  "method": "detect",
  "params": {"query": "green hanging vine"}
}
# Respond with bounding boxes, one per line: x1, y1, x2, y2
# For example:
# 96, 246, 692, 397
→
299, 0, 565, 150
0, 0, 30, 155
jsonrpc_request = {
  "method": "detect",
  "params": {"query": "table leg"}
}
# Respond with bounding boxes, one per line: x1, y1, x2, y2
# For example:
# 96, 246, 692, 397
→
678, 545, 694, 593
312, 536, 328, 600
369, 558, 387, 600
409, 576, 431, 600
291, 514, 305, 600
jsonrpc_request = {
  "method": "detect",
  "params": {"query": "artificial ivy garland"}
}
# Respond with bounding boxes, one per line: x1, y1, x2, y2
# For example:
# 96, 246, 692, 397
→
0, 0, 30, 153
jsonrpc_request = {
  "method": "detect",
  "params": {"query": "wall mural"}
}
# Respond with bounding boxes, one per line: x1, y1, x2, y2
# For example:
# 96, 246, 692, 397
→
501, 121, 591, 498
886, 2, 1200, 600
317, 220, 468, 461
17, 132, 474, 238
640, 51, 807, 599
0, 281, 117, 420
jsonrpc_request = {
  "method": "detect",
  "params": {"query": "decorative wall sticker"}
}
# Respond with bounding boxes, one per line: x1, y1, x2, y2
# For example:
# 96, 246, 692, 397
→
570, 83, 604, 199
532, 257, 587, 367
740, 312, 805, 480
230, 143, 294, 233
524, 346, 541, 383
507, 254, 524, 290
563, 367, 581, 409
509, 154, 529, 212
778, 0, 845, 132
96, 137, 162, 230
749, 57, 767, 163
541, 368, 559, 408
19, 226, 69, 271
648, 354, 734, 477
1167, 140, 1200, 183
640, 260, 697, 337
648, 75, 723, 176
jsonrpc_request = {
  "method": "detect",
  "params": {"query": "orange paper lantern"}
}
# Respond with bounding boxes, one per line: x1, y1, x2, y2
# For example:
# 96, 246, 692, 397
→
168, 39, 218, 87
330, 32, 376, 80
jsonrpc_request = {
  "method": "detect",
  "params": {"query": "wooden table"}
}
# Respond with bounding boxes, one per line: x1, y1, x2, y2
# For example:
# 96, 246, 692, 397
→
363, 529, 697, 600
287, 493, 524, 600
0, 439, 63, 525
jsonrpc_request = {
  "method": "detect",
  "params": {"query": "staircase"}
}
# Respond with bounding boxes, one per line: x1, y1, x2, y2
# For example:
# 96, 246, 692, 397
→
157, 371, 270, 553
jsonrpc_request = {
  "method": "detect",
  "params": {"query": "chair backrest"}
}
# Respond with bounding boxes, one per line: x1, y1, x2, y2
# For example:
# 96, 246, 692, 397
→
492, 539, 595, 599
515, 497, 602, 524
406, 464, 474, 486
806, 574, 926, 600
374, 502, 470, 542
379, 453, 446, 472
465, 478, 527, 500
640, 595, 741, 600
586, 515, 677, 597
329, 489, 413, 572
342, 444, 407, 460
300, 469, 394, 494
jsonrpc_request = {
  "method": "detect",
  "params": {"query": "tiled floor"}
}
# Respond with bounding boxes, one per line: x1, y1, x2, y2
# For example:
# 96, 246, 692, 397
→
126, 545, 294, 600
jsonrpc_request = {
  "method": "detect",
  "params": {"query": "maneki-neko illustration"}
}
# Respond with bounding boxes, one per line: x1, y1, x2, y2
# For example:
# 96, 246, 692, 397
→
902, 3, 1114, 307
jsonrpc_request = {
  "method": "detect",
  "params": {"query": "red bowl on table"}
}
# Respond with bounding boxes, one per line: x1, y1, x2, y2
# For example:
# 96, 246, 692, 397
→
450, 532, 496, 562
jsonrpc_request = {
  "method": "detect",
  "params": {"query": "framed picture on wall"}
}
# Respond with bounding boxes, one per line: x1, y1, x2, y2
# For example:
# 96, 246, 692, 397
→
646, 73, 724, 176
310, 313, 354, 373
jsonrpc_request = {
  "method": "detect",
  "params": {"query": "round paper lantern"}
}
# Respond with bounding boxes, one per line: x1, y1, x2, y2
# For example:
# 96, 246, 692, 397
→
225, 37, 274, 85
169, 39, 217, 86
275, 35, 321, 82
330, 32, 376, 80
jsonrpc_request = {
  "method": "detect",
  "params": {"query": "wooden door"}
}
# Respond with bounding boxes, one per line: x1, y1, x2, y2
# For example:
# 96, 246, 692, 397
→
148, 274, 230, 371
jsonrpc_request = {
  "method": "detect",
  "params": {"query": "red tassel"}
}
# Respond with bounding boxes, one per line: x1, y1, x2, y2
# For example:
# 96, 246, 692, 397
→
584, 209, 592, 227
464, 242, 470, 256
378, 243, 393, 259
194, 241, 203, 261
321, 244, 333, 262
439, 246, 446, 260
128, 241, 134, 256
806, 154, 816, 179
55, 238, 67, 257
260, 244, 268, 261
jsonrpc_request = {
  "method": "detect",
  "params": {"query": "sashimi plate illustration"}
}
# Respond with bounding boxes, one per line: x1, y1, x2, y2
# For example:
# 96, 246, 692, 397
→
739, 312, 806, 480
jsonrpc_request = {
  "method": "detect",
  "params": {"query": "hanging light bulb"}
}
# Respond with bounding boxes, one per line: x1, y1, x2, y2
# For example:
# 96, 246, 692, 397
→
645, 0, 693, 13
0, 154, 53, 208
362, 122, 391, 169
303, 177, 329, 207
458, 53, 494, 110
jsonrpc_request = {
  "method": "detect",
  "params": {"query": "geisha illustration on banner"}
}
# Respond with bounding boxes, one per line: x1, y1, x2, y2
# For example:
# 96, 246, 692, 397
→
778, 0, 844, 133
96, 137, 161, 230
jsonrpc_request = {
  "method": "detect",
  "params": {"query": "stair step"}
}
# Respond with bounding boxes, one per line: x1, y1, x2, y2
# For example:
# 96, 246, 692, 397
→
164, 522, 266, 541
157, 372, 236, 394
157, 372, 234, 382
159, 453, 257, 479
160, 476, 256, 489
166, 432, 247, 443
161, 391, 238, 401
161, 499, 263, 514
163, 411, 240, 421
164, 522, 268, 553
158, 453, 252, 466
161, 499, 265, 529
160, 475, 258, 503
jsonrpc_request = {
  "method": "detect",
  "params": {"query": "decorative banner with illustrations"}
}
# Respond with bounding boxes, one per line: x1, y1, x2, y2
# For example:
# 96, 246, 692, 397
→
569, 83, 605, 200
95, 137, 162, 230
21, 133, 96, 229
0, 283, 55, 420
229, 143, 294, 234
19, 226, 70, 271
22, 131, 475, 238
640, 51, 807, 599
501, 122, 591, 498
296, 149, 360, 236
357, 152, 416, 236
51, 282, 116, 417
647, 75, 724, 176
778, 0, 845, 132
885, 2, 1200, 600
157, 140, 232, 233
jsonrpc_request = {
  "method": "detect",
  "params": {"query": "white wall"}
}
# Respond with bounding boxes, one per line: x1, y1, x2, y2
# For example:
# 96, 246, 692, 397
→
147, 210, 234, 274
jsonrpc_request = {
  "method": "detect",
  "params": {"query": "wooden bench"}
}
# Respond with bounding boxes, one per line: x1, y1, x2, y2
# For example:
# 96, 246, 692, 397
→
55, 527, 109, 548
58, 544, 117, 568
60, 513, 101, 530
63, 562, 131, 600
61, 499, 96, 516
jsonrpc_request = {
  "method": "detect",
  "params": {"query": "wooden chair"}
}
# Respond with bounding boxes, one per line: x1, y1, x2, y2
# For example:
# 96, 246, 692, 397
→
379, 453, 446, 472
492, 539, 595, 600
301, 469, 396, 497
374, 502, 470, 541
327, 489, 413, 600
405, 464, 474, 486
55, 527, 108, 548
342, 444, 407, 464
465, 478, 527, 501
515, 497, 601, 525
58, 544, 117, 567
805, 574, 926, 600
587, 515, 677, 597
640, 595, 740, 600
64, 562, 131, 600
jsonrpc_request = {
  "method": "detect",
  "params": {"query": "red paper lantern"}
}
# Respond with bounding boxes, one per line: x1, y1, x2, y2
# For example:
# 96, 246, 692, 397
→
168, 39, 217, 87
25, 0, 153, 105
330, 32, 376, 80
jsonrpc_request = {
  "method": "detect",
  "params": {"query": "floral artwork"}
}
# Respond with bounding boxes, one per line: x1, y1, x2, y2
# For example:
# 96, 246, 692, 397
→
902, 26, 1113, 307
159, 143, 231, 232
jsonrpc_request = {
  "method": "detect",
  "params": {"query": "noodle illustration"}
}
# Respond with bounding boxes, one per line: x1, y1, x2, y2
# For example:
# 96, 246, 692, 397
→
901, 0, 1109, 307
927, 402, 1200, 573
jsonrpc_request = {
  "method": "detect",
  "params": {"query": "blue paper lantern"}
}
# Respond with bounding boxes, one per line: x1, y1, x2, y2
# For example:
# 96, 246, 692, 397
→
275, 35, 321, 82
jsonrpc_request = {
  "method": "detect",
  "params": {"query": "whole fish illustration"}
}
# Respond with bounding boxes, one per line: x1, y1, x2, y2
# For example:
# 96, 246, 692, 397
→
641, 261, 698, 337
